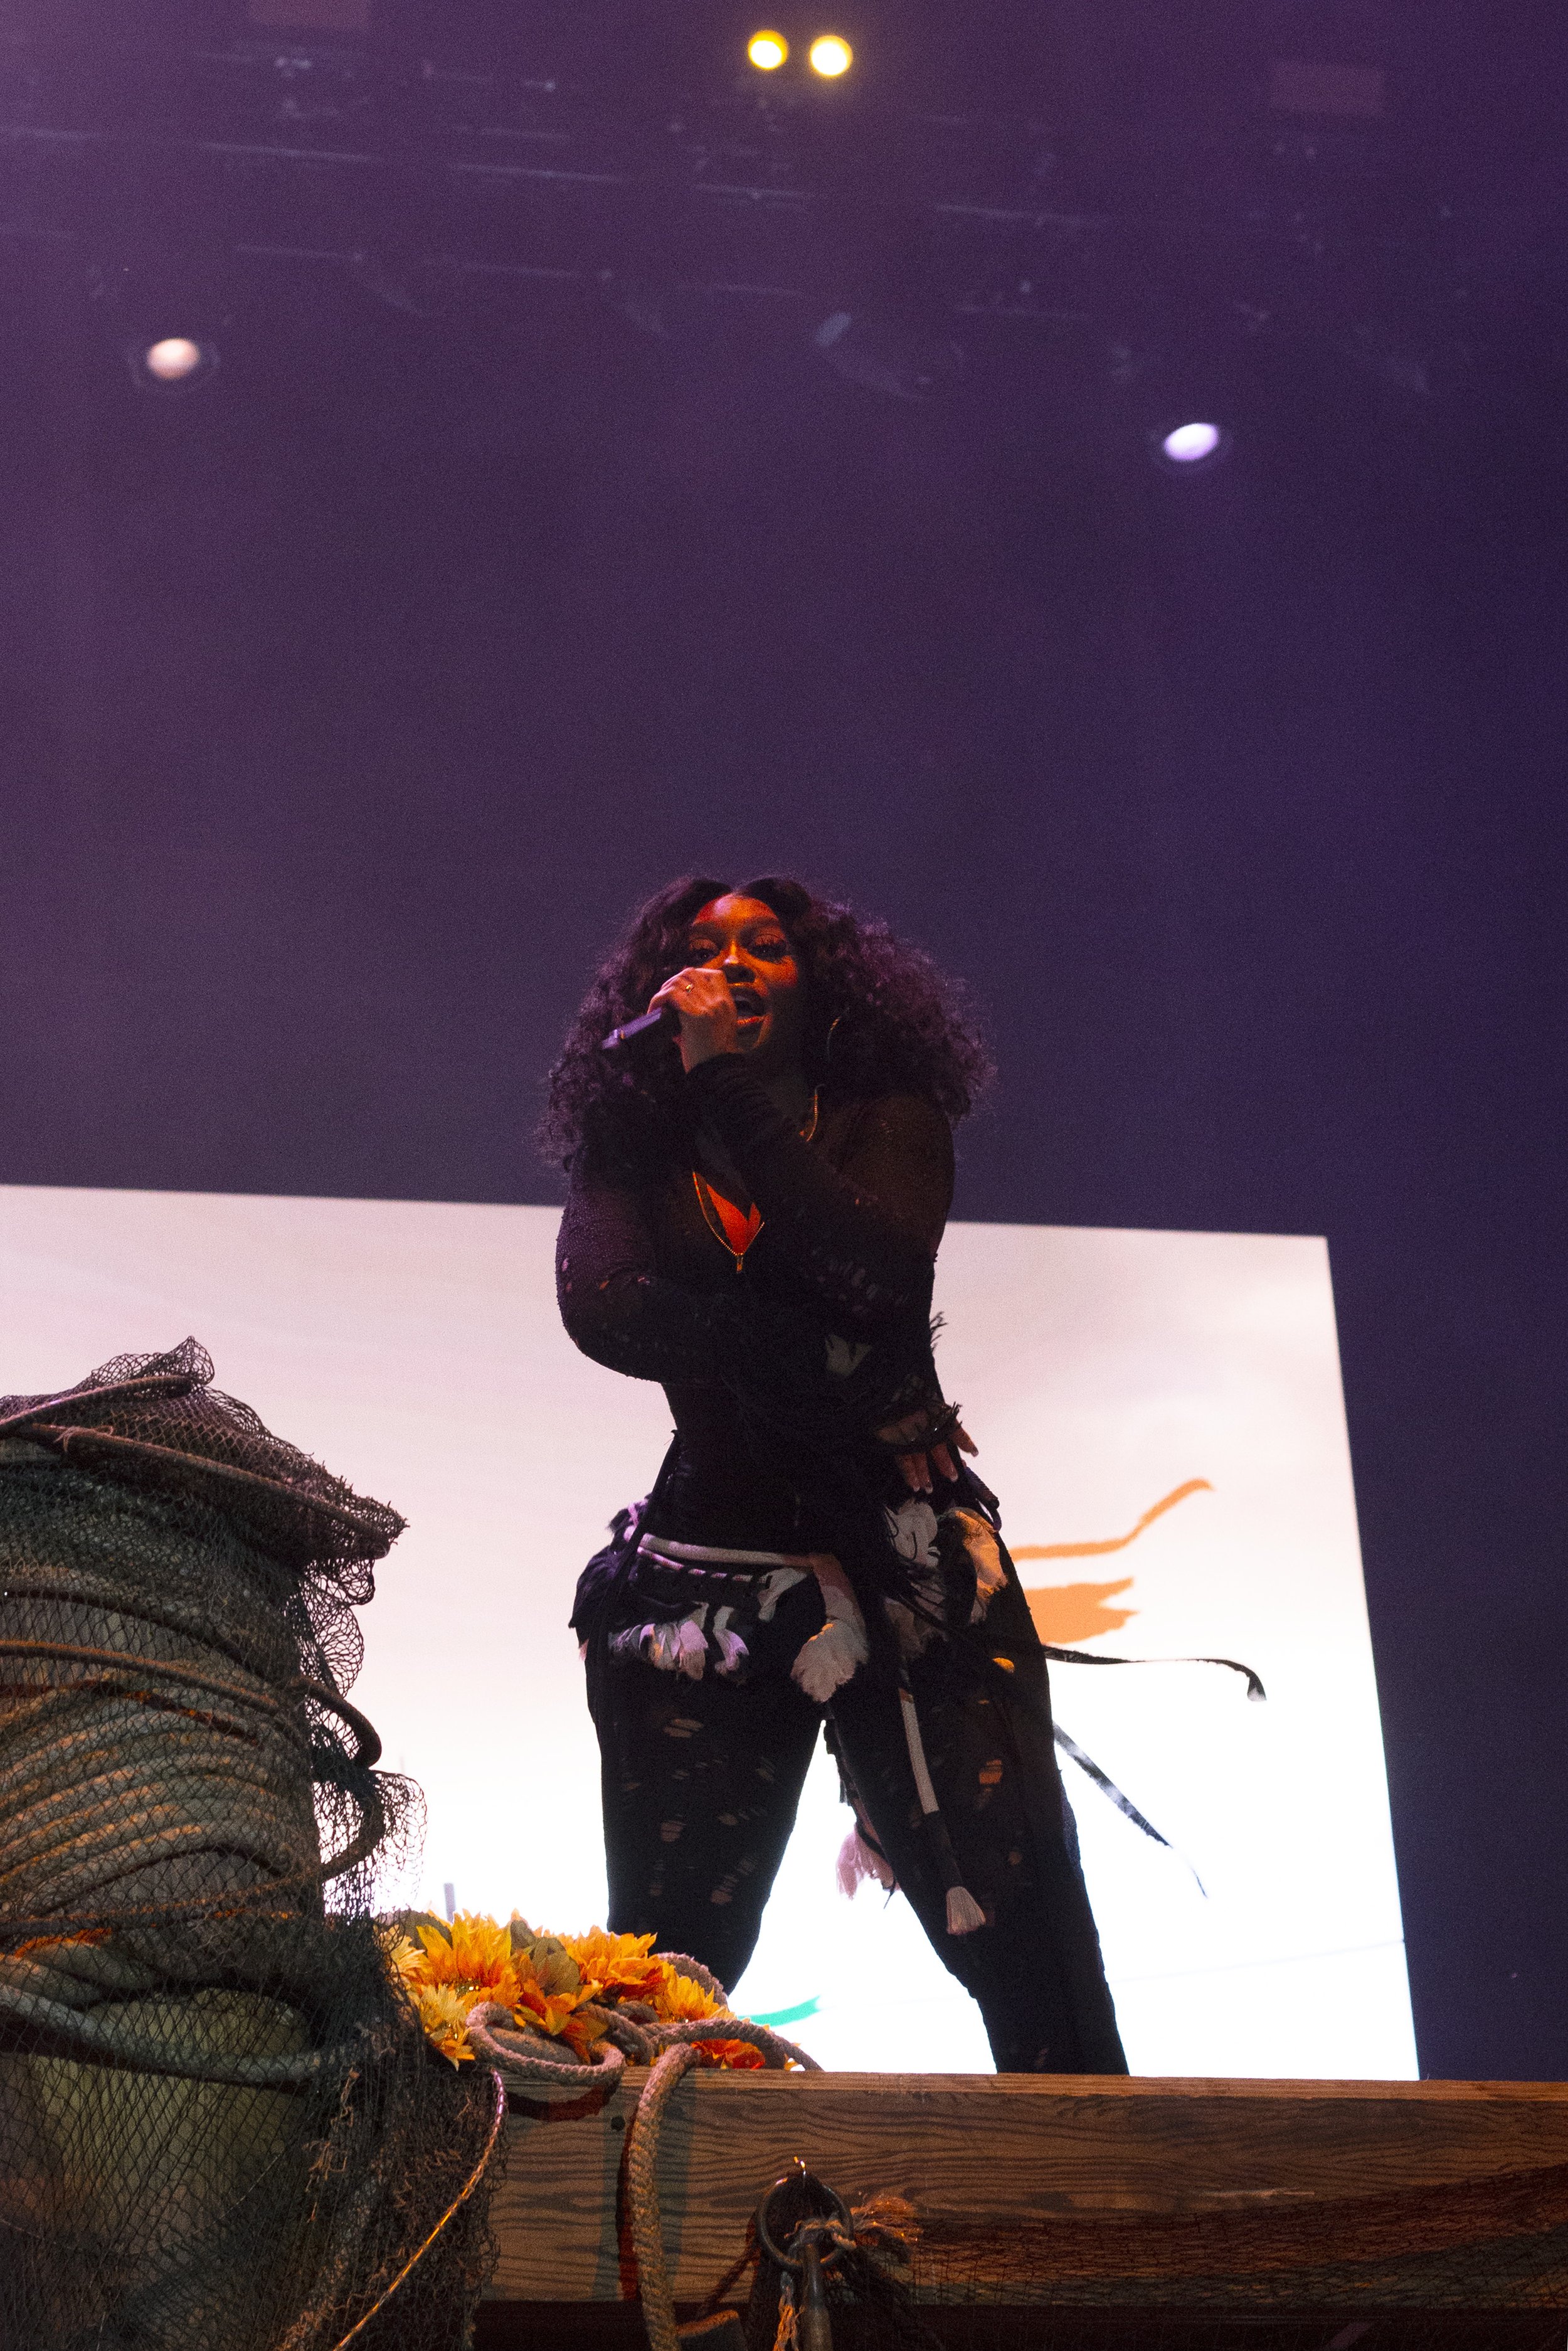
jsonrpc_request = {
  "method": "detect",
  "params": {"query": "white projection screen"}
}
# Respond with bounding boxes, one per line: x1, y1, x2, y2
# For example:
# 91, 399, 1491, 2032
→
0, 1185, 1416, 2079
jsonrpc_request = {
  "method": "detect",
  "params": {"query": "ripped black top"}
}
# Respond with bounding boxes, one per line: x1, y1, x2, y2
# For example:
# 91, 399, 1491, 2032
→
556, 1056, 955, 1549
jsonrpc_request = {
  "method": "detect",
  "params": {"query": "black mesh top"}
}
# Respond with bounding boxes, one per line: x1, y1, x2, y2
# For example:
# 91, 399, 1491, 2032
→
556, 1056, 955, 1547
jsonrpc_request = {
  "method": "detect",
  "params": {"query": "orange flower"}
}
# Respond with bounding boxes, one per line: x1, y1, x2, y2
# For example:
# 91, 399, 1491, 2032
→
694, 2038, 766, 2070
512, 1955, 586, 2045
650, 1964, 723, 2022
559, 2005, 612, 2064
650, 1961, 764, 2069
561, 1926, 665, 2004
383, 1913, 770, 2071
418, 1913, 522, 2010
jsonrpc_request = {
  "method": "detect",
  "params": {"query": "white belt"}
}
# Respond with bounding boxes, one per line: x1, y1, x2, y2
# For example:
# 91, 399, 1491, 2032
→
637, 1535, 817, 1571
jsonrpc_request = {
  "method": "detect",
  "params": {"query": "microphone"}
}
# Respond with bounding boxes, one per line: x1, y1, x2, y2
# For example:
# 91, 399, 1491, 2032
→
600, 1003, 677, 1053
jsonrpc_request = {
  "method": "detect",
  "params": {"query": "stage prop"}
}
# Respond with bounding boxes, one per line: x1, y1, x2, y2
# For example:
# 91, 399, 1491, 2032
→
0, 1342, 499, 2351
479, 2069, 1568, 2347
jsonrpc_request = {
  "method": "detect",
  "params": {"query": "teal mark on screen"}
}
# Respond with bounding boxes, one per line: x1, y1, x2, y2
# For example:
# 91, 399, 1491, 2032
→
748, 1995, 821, 2027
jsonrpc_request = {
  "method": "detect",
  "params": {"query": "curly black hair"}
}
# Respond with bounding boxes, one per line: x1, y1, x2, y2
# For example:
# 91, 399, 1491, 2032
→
541, 874, 993, 1169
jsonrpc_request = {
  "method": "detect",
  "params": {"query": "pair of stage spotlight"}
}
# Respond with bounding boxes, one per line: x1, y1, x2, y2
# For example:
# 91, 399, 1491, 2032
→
748, 29, 853, 76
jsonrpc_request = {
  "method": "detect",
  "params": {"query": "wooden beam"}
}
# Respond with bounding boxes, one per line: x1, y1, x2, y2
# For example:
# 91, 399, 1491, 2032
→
487, 2072, 1568, 2311
477, 2313, 1568, 2350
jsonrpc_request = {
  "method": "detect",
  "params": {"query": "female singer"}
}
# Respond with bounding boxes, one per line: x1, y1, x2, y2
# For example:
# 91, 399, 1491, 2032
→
546, 876, 1125, 2072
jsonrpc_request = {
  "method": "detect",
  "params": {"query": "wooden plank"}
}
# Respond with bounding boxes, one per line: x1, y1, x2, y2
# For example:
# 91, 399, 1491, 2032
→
476, 2311, 1568, 2350
487, 2073, 1568, 2309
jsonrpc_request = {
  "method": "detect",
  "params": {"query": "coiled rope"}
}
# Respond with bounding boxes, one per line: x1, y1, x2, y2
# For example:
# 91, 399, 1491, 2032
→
0, 1482, 383, 2088
461, 1958, 820, 2351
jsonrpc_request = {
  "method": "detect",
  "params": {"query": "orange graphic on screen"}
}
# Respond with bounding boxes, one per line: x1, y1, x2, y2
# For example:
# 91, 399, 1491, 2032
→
1015, 1478, 1212, 1645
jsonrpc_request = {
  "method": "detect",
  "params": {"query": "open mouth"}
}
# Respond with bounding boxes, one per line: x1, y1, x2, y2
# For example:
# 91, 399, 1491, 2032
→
731, 990, 765, 1027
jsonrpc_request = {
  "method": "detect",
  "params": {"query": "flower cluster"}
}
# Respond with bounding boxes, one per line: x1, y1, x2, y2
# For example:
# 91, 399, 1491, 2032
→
382, 1913, 766, 2072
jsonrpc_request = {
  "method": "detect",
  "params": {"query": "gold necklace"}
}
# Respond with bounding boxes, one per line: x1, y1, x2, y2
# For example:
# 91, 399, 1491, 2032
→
693, 1091, 818, 1273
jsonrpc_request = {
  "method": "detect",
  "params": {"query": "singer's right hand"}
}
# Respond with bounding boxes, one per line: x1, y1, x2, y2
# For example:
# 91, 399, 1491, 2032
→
648, 965, 740, 1071
876, 1402, 979, 1493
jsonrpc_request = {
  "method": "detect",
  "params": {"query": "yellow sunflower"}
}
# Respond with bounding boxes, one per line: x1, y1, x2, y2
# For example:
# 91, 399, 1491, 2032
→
411, 1982, 477, 2069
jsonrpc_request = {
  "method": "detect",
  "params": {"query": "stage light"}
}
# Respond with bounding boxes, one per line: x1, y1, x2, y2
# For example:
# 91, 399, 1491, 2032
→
126, 334, 220, 393
1148, 417, 1231, 473
748, 29, 788, 69
808, 33, 853, 76
1161, 420, 1222, 464
144, 336, 204, 383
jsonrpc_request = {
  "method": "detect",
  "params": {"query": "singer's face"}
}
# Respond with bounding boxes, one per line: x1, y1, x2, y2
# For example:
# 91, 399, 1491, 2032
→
685, 894, 805, 1071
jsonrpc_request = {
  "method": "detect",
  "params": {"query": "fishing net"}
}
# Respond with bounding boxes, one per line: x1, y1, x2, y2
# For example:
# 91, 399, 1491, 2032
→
0, 1339, 503, 2351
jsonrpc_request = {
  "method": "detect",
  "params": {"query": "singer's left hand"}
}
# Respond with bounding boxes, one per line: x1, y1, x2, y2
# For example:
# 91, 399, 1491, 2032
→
649, 966, 740, 1070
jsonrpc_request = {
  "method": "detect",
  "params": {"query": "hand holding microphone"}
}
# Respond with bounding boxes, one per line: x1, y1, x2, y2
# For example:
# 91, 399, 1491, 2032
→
598, 1003, 675, 1052
601, 965, 741, 1070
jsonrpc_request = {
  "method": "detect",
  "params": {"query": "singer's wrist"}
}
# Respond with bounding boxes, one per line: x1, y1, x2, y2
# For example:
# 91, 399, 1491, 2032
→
680, 1032, 741, 1071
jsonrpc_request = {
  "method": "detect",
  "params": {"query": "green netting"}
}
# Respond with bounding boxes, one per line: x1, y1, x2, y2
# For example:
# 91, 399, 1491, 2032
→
0, 1340, 502, 2351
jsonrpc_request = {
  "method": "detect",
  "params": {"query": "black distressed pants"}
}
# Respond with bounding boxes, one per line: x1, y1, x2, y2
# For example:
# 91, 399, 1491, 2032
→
585, 1568, 1126, 2074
